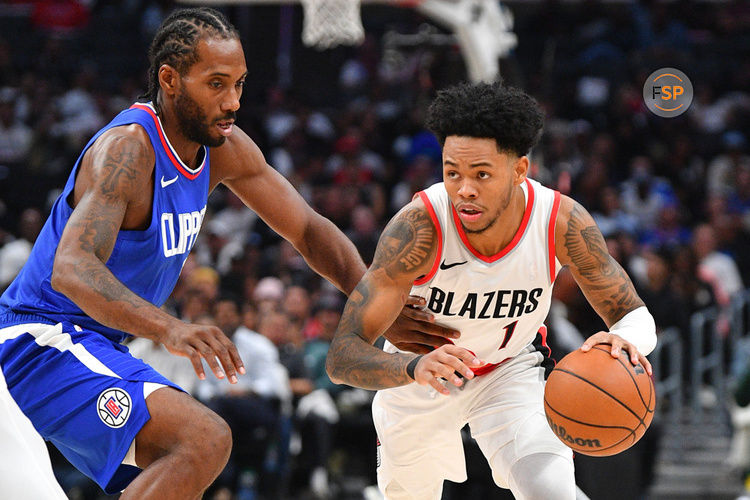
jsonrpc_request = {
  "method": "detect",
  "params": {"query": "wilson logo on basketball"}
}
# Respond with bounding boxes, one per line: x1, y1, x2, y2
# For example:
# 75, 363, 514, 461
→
546, 418, 602, 449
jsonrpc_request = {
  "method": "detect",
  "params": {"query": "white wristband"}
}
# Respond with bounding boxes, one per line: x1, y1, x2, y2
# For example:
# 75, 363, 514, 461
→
608, 306, 657, 356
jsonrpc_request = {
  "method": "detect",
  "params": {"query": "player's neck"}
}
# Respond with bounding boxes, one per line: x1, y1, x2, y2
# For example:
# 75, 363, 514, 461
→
157, 104, 204, 170
464, 184, 526, 256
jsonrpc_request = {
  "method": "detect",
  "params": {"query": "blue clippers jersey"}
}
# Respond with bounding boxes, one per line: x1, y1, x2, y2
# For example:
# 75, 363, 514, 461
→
0, 102, 209, 342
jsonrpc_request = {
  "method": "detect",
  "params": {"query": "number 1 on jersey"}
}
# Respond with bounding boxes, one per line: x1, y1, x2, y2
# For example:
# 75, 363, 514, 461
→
500, 320, 518, 349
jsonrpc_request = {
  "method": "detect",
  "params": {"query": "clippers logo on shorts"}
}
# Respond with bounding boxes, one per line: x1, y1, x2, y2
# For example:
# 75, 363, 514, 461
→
97, 388, 132, 428
376, 437, 381, 468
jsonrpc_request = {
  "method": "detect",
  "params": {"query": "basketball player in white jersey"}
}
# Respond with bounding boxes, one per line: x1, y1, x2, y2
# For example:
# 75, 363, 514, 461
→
326, 81, 657, 500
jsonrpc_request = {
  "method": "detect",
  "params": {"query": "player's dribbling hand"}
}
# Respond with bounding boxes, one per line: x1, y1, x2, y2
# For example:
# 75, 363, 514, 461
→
384, 295, 461, 354
580, 331, 652, 376
162, 323, 246, 383
413, 345, 483, 395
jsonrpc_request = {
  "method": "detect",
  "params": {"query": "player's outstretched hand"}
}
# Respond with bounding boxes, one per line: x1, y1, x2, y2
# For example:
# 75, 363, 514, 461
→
580, 331, 652, 375
162, 323, 246, 383
413, 345, 482, 395
383, 295, 461, 354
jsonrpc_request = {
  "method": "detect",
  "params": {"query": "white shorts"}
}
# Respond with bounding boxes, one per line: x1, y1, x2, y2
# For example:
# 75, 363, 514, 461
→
0, 362, 67, 499
372, 345, 573, 499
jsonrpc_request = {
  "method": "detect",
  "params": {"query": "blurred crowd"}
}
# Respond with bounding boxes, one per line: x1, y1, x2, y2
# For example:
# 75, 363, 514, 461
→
1, 0, 750, 498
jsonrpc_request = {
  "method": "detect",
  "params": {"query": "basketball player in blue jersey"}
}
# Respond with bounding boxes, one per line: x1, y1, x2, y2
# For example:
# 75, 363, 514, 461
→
0, 8, 456, 499
326, 82, 658, 499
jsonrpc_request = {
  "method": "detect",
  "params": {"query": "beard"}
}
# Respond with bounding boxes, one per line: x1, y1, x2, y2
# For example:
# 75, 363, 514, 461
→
462, 214, 499, 234
461, 184, 515, 234
174, 89, 228, 148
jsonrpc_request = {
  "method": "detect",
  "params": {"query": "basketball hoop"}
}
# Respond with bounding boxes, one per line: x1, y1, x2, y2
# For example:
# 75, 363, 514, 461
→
300, 0, 365, 49
180, 0, 517, 80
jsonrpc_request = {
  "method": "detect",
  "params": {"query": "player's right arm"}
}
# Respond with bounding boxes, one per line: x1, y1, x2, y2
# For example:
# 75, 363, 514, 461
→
51, 126, 243, 383
326, 199, 480, 395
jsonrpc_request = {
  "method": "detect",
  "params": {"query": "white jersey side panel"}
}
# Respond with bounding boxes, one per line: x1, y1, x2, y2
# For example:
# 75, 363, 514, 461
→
386, 179, 562, 365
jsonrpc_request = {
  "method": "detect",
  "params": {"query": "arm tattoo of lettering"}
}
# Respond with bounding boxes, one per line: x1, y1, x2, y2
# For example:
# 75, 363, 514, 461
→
564, 203, 643, 323
372, 207, 436, 280
327, 279, 413, 390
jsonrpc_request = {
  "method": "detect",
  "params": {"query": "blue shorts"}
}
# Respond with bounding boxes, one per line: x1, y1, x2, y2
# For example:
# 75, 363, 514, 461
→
0, 319, 182, 494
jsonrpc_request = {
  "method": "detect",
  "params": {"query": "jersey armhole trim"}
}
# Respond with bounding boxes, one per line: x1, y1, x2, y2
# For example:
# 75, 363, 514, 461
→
547, 190, 562, 284
414, 191, 442, 286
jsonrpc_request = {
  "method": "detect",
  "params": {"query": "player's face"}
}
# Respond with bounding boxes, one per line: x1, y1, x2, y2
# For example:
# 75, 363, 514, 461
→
442, 136, 526, 234
176, 37, 247, 147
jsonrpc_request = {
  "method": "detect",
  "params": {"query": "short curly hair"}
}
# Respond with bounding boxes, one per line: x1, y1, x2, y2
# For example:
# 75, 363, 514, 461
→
425, 81, 544, 157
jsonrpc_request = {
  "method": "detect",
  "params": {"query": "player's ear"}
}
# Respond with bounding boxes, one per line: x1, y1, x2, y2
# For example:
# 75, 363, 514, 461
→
514, 156, 528, 185
158, 64, 180, 98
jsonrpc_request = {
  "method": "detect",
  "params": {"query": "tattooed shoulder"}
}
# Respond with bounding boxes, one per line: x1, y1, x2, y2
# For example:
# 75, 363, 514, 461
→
77, 127, 151, 203
371, 205, 437, 281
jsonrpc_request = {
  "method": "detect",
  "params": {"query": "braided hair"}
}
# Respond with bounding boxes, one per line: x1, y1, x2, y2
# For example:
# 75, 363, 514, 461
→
141, 7, 239, 109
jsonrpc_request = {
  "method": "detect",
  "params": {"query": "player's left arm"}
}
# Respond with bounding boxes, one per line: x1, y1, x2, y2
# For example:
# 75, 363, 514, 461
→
554, 195, 656, 373
211, 127, 366, 295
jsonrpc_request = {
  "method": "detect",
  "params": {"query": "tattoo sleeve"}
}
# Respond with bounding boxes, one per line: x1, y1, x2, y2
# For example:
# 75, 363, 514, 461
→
559, 200, 644, 326
326, 205, 436, 390
52, 132, 175, 340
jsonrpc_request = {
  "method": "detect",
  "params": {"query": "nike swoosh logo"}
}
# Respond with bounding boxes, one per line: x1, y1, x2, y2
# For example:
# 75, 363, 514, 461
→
160, 175, 178, 188
439, 260, 467, 270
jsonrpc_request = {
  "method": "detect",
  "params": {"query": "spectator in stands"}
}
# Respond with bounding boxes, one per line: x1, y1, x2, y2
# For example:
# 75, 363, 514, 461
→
639, 203, 692, 250
591, 186, 639, 238
707, 131, 750, 197
0, 208, 43, 290
620, 156, 677, 235
346, 204, 381, 265
197, 297, 290, 498
305, 295, 345, 396
670, 245, 717, 317
0, 87, 32, 164
253, 276, 285, 316
637, 247, 689, 334
693, 223, 744, 307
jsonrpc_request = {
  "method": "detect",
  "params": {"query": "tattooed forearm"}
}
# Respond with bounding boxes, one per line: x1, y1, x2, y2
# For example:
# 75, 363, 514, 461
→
326, 275, 415, 389
563, 202, 643, 323
73, 259, 147, 308
327, 333, 414, 390
372, 207, 436, 280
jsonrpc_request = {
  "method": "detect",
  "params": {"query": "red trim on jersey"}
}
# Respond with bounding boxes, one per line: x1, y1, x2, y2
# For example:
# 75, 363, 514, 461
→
536, 324, 556, 369
548, 190, 561, 283
538, 324, 549, 348
129, 103, 205, 180
413, 191, 443, 286
446, 342, 508, 377
472, 359, 505, 376
450, 178, 535, 263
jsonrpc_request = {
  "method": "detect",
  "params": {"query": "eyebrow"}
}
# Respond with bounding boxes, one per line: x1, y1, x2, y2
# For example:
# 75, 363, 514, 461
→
208, 71, 248, 79
444, 159, 494, 168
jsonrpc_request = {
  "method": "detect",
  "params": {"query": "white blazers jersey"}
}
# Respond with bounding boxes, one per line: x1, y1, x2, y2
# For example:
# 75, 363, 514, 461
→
385, 178, 562, 372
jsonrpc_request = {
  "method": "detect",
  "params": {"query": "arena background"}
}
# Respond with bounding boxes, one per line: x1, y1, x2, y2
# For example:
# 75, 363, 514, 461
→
0, 0, 749, 499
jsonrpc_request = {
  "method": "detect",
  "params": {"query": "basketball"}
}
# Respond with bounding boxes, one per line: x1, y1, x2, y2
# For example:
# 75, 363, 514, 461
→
543, 343, 655, 457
